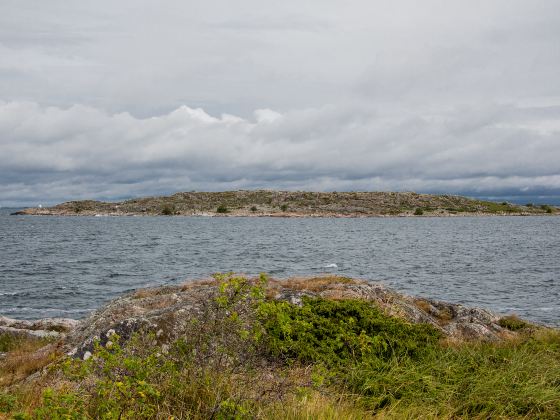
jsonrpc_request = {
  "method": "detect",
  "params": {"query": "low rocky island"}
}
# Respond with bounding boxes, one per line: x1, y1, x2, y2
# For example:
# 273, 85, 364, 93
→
13, 190, 559, 217
1, 274, 558, 418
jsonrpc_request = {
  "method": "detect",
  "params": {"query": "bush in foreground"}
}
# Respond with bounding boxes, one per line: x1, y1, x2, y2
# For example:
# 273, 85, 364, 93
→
1, 274, 559, 419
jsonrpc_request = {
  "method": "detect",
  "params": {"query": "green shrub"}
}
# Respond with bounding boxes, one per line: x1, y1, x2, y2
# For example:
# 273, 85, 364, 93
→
160, 204, 175, 215
414, 208, 424, 215
280, 204, 288, 212
540, 204, 553, 214
216, 205, 229, 213
498, 315, 529, 331
258, 297, 440, 366
0, 393, 17, 413
250, 206, 258, 212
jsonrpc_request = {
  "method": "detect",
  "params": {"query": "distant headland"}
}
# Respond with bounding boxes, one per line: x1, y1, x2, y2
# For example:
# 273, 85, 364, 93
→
12, 190, 559, 217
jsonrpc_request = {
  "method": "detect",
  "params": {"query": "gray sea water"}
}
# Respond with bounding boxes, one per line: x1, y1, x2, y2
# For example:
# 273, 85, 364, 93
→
0, 209, 559, 326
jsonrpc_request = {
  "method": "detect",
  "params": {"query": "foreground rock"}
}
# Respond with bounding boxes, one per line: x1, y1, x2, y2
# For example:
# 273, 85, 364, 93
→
2, 276, 539, 364
62, 276, 530, 359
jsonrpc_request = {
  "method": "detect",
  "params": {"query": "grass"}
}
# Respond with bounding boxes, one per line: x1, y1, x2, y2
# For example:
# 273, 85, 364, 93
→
0, 334, 58, 388
1, 274, 559, 419
352, 329, 560, 418
478, 201, 519, 213
498, 315, 531, 331
271, 275, 358, 292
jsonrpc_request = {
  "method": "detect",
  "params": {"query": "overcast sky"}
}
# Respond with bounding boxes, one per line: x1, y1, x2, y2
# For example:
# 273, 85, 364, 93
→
1, 0, 560, 206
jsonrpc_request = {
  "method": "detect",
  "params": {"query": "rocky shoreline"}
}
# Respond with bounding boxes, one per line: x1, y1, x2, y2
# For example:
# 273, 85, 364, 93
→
12, 190, 559, 217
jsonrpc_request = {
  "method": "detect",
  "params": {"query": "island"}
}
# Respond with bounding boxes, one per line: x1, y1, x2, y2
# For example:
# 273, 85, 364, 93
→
12, 190, 559, 217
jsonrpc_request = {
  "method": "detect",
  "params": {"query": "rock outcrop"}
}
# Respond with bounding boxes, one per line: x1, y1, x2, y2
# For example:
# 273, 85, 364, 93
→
58, 276, 527, 359
2, 276, 538, 365
0, 316, 79, 340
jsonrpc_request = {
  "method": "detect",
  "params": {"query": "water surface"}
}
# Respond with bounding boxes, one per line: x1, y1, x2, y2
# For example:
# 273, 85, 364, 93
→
1, 209, 558, 325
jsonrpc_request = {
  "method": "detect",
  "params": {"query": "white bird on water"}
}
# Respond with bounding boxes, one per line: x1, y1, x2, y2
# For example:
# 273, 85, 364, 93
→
324, 263, 338, 268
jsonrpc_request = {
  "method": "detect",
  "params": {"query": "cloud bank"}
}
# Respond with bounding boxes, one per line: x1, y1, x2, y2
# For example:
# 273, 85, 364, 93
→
1, 1, 560, 205
1, 100, 559, 206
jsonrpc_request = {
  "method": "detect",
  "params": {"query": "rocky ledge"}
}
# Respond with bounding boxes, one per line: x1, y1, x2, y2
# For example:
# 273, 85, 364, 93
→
3, 276, 537, 361
0, 316, 79, 340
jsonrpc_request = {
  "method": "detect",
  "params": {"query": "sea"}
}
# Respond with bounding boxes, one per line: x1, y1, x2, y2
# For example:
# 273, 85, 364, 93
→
0, 208, 559, 326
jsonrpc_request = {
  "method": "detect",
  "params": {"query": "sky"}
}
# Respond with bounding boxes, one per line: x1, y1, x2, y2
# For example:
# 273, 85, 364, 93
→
1, 0, 560, 206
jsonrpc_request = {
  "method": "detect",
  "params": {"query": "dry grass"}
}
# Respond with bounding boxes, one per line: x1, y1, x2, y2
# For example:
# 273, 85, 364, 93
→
414, 299, 454, 325
414, 298, 432, 313
179, 278, 217, 290
437, 307, 454, 323
0, 335, 61, 387
271, 275, 359, 292
264, 390, 373, 419
132, 288, 159, 299
132, 279, 217, 300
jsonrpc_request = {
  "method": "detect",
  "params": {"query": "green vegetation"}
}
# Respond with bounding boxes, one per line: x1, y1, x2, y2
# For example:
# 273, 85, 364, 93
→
160, 204, 175, 215
2, 274, 560, 419
280, 204, 288, 212
478, 201, 518, 213
0, 334, 23, 353
498, 315, 530, 331
260, 298, 439, 366
216, 204, 229, 213
0, 334, 52, 355
250, 205, 258, 212
414, 208, 424, 215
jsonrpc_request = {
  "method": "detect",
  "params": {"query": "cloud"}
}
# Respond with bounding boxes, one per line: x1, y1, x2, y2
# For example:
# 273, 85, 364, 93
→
1, 100, 559, 206
2, 1, 559, 115
1, 1, 560, 205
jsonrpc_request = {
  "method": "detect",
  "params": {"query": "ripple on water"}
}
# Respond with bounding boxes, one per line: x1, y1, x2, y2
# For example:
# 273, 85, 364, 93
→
0, 211, 558, 325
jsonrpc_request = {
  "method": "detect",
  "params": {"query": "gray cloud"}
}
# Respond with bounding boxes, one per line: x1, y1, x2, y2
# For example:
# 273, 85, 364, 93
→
1, 100, 559, 206
1, 1, 560, 205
